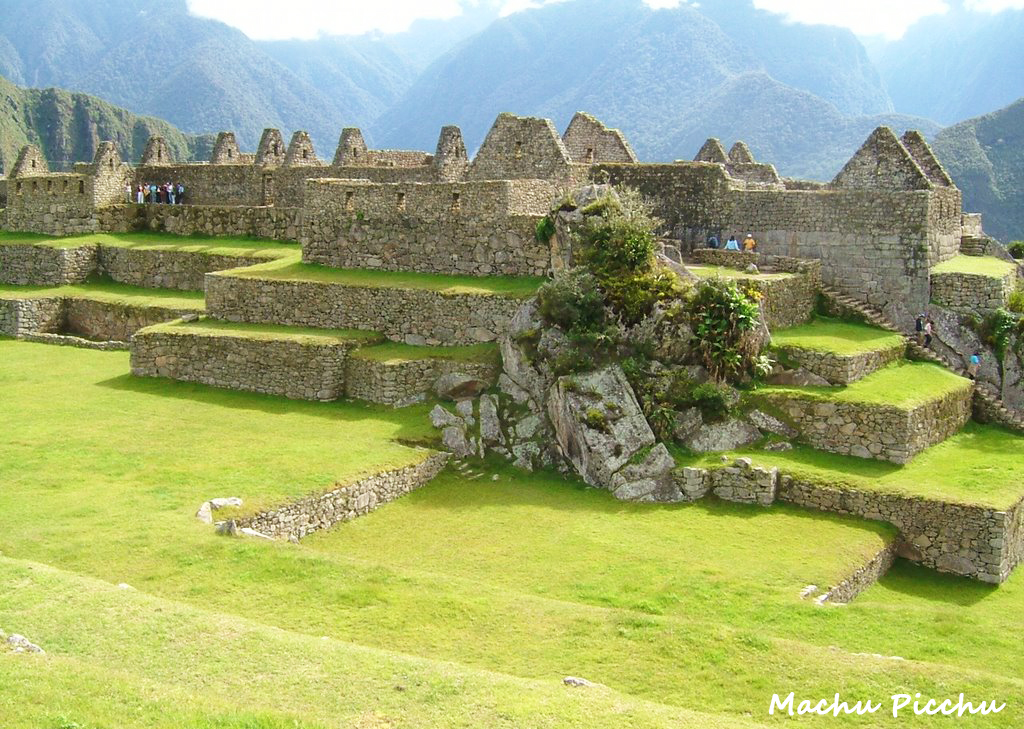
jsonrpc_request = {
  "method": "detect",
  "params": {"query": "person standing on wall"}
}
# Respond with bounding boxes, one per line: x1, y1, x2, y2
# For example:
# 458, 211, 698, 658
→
924, 318, 934, 348
967, 351, 981, 380
124, 182, 132, 203
725, 235, 740, 251
743, 233, 757, 252
915, 313, 926, 346
177, 182, 185, 205
136, 184, 144, 204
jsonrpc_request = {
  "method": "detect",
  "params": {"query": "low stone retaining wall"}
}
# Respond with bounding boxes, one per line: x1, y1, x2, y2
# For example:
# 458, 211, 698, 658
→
673, 458, 778, 506
19, 332, 128, 351
751, 274, 818, 330
0, 244, 96, 285
205, 273, 526, 346
776, 342, 905, 385
344, 355, 499, 405
238, 453, 450, 540
779, 476, 1024, 584
819, 540, 899, 604
97, 204, 304, 242
761, 386, 972, 463
131, 327, 357, 401
98, 246, 276, 291
1, 296, 191, 342
931, 270, 1015, 314
0, 297, 63, 336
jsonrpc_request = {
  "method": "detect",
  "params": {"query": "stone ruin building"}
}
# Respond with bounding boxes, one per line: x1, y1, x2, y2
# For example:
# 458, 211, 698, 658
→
2, 109, 1022, 593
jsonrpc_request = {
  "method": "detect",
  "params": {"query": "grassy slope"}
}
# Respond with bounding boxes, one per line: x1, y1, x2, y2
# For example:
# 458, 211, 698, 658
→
223, 259, 544, 298
931, 254, 1017, 278
772, 318, 906, 356
3, 341, 1024, 726
145, 318, 383, 344
758, 361, 971, 409
686, 265, 794, 281
0, 231, 299, 259
0, 281, 205, 310
351, 341, 500, 364
680, 422, 1024, 509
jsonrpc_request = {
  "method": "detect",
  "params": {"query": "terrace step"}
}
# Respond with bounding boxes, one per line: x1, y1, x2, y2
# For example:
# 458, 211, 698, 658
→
756, 362, 974, 464
204, 261, 540, 346
771, 320, 906, 385
820, 284, 1024, 434
131, 318, 382, 401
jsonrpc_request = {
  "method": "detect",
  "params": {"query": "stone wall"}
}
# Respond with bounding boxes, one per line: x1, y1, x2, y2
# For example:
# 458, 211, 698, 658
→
819, 540, 898, 604
97, 245, 281, 291
762, 385, 973, 463
131, 326, 357, 401
672, 458, 778, 506
780, 476, 1024, 584
776, 342, 905, 385
97, 204, 304, 242
748, 273, 818, 331
300, 179, 557, 276
0, 297, 63, 336
2, 175, 96, 234
561, 112, 637, 164
930, 270, 1016, 315
344, 355, 499, 405
0, 244, 96, 285
238, 452, 449, 540
63, 299, 194, 342
205, 273, 526, 346
468, 113, 574, 182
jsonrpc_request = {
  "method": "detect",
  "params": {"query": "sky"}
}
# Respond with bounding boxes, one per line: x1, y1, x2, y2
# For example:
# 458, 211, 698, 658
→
185, 0, 1024, 41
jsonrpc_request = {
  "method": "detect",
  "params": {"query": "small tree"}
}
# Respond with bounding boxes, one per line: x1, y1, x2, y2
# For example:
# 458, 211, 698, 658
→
687, 278, 763, 381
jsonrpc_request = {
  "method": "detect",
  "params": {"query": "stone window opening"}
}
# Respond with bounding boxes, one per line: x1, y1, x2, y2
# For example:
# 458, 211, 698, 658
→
15, 182, 21, 194
451, 192, 461, 214
227, 149, 233, 159
30, 159, 36, 169
352, 148, 359, 159
157, 150, 162, 161
109, 158, 114, 169
345, 190, 355, 213
514, 141, 523, 159
585, 148, 595, 163
396, 191, 406, 212
62, 180, 68, 191
274, 143, 281, 155
32, 181, 38, 192
47, 180, 52, 192
78, 180, 84, 194
302, 148, 309, 160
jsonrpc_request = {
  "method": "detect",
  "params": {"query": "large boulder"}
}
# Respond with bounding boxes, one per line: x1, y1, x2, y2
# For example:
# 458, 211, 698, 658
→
610, 443, 680, 502
547, 365, 655, 489
684, 418, 762, 452
433, 373, 488, 402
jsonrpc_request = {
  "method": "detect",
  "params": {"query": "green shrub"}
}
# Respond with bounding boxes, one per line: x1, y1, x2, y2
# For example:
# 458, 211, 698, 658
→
1007, 241, 1024, 259
583, 407, 609, 432
686, 278, 762, 381
537, 269, 606, 333
1008, 288, 1024, 315
535, 215, 556, 243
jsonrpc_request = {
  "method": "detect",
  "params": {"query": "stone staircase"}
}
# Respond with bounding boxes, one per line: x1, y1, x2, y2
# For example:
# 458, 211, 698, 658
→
820, 284, 1024, 433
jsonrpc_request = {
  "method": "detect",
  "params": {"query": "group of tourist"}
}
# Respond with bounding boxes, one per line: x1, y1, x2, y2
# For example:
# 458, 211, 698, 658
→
126, 182, 185, 205
707, 233, 757, 252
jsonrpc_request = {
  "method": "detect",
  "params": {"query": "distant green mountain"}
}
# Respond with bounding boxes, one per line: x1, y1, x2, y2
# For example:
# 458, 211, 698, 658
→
933, 98, 1024, 243
0, 74, 210, 174
0, 0, 412, 151
371, 0, 925, 178
871, 3, 1024, 125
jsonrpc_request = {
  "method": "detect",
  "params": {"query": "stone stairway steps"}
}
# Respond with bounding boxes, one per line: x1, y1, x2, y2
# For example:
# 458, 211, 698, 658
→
821, 285, 1024, 434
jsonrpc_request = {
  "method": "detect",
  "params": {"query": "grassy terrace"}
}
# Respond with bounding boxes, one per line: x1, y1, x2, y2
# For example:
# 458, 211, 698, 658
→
0, 231, 299, 259
222, 258, 545, 297
678, 422, 1024, 508
931, 254, 1017, 278
145, 317, 383, 345
15, 342, 1024, 726
0, 281, 206, 310
351, 340, 500, 365
686, 264, 794, 281
771, 318, 906, 356
758, 361, 971, 409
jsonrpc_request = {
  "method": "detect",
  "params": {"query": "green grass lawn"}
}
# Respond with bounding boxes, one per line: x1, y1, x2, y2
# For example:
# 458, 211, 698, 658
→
686, 265, 794, 281
0, 281, 206, 310
772, 318, 906, 356
677, 421, 1024, 508
931, 254, 1017, 278
144, 317, 384, 345
0, 231, 299, 259
351, 340, 500, 365
758, 361, 971, 409
223, 258, 545, 297
4, 341, 1024, 727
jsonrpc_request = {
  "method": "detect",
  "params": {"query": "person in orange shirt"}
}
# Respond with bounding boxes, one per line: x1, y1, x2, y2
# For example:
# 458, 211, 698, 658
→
743, 233, 757, 252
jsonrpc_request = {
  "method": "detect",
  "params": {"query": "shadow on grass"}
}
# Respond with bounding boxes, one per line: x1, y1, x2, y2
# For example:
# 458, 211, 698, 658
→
96, 373, 436, 442
876, 559, 999, 607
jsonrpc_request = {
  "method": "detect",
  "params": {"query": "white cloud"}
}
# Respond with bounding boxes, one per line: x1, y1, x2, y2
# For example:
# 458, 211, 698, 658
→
752, 0, 949, 39
964, 0, 1024, 10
